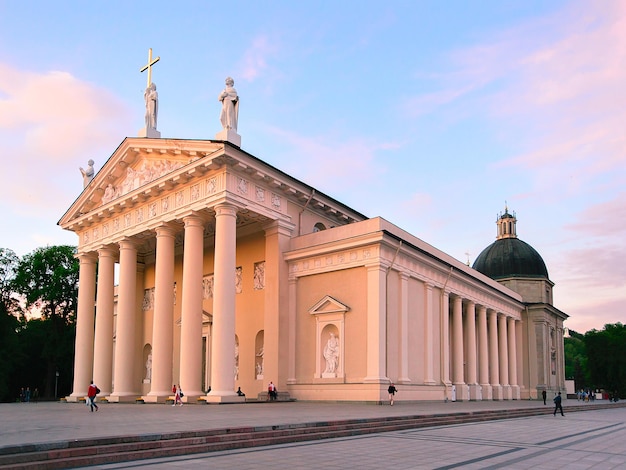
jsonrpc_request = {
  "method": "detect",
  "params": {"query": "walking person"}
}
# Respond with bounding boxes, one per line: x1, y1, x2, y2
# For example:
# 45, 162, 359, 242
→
172, 384, 183, 406
388, 383, 397, 405
87, 381, 99, 412
553, 391, 564, 416
542, 389, 547, 405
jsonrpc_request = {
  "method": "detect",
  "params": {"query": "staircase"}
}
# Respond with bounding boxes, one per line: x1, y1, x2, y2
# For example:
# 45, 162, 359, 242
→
1, 402, 623, 469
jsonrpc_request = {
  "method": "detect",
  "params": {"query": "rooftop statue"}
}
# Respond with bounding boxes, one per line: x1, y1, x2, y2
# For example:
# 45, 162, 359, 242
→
144, 82, 158, 130
79, 159, 95, 188
218, 77, 239, 132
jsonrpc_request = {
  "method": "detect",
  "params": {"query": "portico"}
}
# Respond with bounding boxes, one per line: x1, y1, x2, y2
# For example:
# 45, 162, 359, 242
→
60, 70, 566, 403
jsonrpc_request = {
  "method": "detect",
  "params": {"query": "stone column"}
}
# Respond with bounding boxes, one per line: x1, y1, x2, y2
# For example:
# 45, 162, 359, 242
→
424, 283, 435, 384
93, 247, 116, 396
398, 273, 410, 383
179, 215, 205, 400
206, 203, 241, 402
68, 253, 97, 401
499, 314, 511, 399
146, 225, 176, 402
364, 263, 387, 386
451, 296, 467, 400
508, 317, 519, 399
110, 240, 139, 401
488, 309, 501, 400
477, 305, 491, 399
465, 301, 479, 400
441, 290, 451, 389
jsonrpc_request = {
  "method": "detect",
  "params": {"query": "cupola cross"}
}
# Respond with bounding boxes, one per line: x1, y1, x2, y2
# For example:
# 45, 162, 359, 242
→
140, 48, 160, 88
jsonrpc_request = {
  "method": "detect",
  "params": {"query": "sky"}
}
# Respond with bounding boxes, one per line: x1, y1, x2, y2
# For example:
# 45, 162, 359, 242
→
0, 1, 624, 334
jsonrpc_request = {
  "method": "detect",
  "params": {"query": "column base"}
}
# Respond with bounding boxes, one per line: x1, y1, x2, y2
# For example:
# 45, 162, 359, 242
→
469, 384, 483, 400
143, 394, 170, 403
66, 394, 84, 403
510, 385, 521, 400
492, 385, 503, 400
480, 384, 493, 400
501, 385, 512, 400
452, 383, 470, 401
107, 393, 139, 403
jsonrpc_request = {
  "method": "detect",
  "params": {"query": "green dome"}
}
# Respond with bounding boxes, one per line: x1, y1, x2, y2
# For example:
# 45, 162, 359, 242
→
472, 237, 549, 280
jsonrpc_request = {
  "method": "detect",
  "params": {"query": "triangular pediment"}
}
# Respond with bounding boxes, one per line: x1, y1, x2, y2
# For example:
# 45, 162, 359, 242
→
308, 295, 350, 315
58, 137, 225, 228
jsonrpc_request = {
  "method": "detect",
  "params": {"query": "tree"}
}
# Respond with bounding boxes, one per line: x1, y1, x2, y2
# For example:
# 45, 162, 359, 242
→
12, 246, 79, 398
585, 323, 626, 398
0, 248, 22, 401
564, 331, 589, 391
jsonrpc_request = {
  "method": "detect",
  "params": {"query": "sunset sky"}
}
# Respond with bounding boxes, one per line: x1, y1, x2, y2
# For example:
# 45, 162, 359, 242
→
0, 1, 624, 333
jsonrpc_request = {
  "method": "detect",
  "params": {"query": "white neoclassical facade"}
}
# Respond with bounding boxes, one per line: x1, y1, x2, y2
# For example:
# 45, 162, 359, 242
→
60, 137, 567, 403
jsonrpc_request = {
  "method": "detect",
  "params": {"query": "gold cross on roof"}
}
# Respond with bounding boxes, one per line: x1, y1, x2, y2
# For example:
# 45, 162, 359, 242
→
140, 48, 160, 88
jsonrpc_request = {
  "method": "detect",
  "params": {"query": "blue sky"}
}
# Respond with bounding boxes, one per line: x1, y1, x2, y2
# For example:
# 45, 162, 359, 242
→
0, 1, 624, 333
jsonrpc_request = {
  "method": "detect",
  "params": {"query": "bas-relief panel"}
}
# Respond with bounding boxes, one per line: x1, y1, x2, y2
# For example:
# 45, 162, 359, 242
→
101, 159, 187, 205
289, 248, 378, 275
81, 172, 290, 249
79, 175, 225, 249
231, 174, 283, 213
202, 267, 248, 299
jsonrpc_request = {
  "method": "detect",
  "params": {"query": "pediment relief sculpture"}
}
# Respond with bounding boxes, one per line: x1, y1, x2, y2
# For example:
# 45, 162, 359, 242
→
101, 159, 186, 205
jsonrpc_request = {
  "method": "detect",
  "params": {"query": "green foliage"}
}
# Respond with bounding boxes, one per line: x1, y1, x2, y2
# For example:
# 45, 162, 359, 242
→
13, 245, 78, 323
0, 245, 78, 402
585, 323, 626, 397
564, 335, 589, 390
0, 248, 22, 317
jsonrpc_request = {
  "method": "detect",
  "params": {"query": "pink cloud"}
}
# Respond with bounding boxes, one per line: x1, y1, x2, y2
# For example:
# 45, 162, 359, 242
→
0, 64, 132, 211
238, 34, 282, 82
262, 125, 393, 193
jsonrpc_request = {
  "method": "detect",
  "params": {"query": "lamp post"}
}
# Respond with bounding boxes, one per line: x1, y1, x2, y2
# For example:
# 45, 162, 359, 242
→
55, 371, 59, 399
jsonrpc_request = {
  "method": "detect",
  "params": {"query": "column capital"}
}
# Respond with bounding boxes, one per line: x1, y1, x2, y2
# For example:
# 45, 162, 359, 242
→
182, 211, 207, 228
154, 222, 178, 238
76, 251, 98, 263
119, 238, 142, 250
214, 202, 238, 217
263, 218, 296, 237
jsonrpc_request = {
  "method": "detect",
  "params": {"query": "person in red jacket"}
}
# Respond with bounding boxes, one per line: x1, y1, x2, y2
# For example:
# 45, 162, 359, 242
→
87, 381, 99, 412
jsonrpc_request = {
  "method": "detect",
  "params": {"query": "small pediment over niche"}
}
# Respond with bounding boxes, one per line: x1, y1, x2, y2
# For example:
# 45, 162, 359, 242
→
308, 295, 350, 316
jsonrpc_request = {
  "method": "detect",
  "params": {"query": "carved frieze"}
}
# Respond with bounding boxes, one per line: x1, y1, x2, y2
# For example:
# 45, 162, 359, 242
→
101, 159, 185, 205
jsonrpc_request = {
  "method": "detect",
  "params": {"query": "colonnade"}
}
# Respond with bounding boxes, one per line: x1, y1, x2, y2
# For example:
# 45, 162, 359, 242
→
69, 204, 243, 403
448, 293, 521, 400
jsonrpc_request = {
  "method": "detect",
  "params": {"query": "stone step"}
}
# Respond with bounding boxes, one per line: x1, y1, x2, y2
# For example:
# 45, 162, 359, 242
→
1, 402, 623, 469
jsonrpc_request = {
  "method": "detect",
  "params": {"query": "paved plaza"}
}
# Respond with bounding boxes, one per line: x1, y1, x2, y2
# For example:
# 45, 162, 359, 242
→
2, 399, 625, 469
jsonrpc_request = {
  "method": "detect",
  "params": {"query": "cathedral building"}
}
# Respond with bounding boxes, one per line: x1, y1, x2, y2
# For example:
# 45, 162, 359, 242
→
60, 77, 567, 404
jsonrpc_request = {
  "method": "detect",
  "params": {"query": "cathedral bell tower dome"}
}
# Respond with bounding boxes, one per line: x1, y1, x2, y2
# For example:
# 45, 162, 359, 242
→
472, 207, 549, 281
